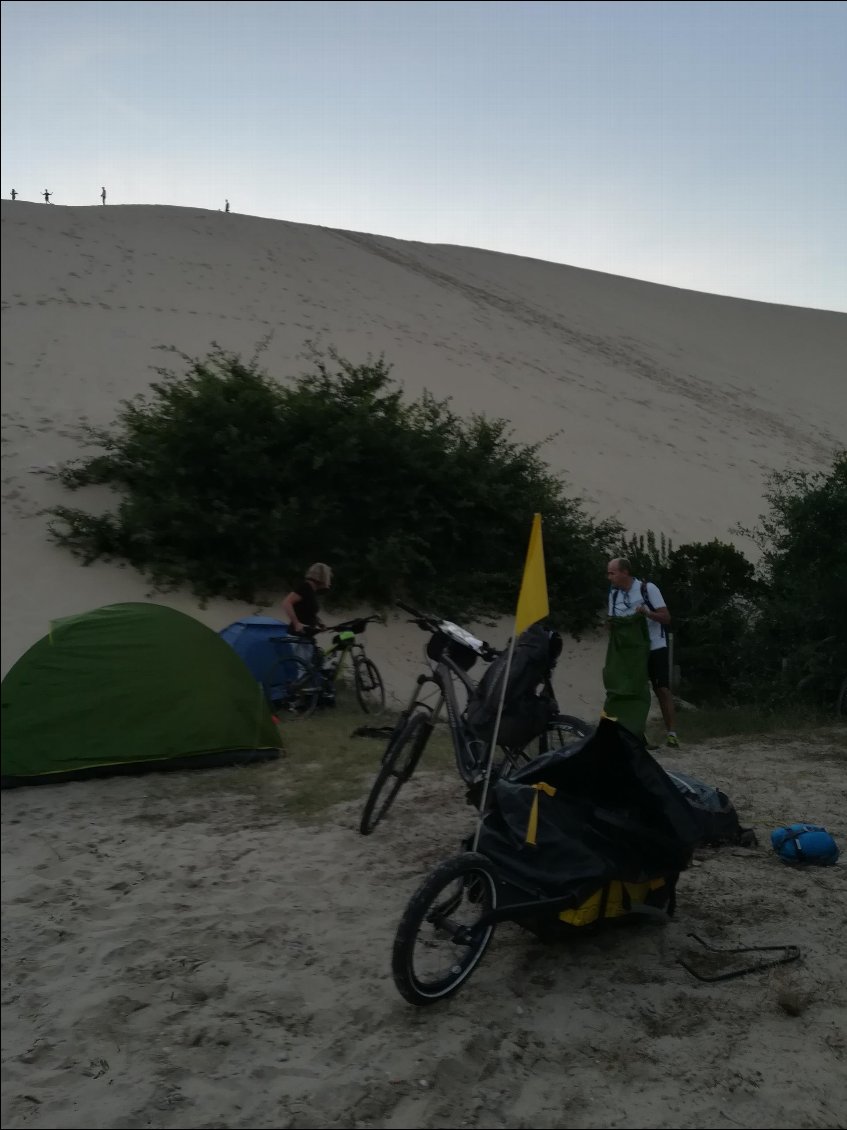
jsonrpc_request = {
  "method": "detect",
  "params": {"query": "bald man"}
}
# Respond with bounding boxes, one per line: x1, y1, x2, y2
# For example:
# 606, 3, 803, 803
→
607, 557, 678, 747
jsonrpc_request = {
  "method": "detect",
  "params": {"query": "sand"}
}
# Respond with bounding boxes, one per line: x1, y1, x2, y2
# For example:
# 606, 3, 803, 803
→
2, 726, 845, 1129
2, 202, 846, 1128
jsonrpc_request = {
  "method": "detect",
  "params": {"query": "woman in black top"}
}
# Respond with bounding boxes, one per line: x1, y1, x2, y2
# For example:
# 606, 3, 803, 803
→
281, 563, 333, 634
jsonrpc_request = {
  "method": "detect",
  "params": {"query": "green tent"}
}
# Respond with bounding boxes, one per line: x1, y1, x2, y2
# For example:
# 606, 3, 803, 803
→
1, 602, 282, 788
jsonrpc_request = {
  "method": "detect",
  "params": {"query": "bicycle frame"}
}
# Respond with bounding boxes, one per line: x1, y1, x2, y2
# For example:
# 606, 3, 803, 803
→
360, 604, 587, 836
393, 651, 489, 783
295, 630, 368, 688
321, 637, 368, 687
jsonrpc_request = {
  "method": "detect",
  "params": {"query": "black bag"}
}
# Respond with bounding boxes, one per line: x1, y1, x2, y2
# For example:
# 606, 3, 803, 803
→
466, 623, 561, 749
665, 769, 756, 846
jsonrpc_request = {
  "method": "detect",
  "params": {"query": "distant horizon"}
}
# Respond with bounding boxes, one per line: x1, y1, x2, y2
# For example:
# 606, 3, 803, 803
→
3, 1, 845, 314
4, 195, 845, 315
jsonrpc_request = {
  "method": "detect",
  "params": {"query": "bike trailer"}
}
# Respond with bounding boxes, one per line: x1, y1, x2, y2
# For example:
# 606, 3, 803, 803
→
474, 718, 696, 922
392, 719, 700, 1005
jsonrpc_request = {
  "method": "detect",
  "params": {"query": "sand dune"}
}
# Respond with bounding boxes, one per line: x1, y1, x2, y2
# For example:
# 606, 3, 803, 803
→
2, 202, 846, 1130
2, 201, 845, 688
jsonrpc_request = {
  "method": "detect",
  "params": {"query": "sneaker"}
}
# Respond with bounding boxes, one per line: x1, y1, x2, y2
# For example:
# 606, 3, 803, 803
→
666, 733, 680, 749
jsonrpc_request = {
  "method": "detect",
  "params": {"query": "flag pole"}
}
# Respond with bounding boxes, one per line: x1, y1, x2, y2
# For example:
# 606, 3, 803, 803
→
472, 513, 548, 853
471, 631, 517, 852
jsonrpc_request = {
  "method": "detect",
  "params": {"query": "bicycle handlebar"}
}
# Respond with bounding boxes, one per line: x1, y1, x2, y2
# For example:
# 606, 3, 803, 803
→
396, 602, 498, 661
396, 600, 428, 621
318, 614, 385, 634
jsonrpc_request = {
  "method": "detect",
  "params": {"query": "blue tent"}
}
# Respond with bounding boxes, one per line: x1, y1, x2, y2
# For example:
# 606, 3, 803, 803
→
219, 617, 290, 684
218, 616, 317, 706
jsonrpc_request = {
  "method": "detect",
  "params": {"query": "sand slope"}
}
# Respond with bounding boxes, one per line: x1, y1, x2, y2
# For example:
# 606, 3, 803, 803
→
2, 202, 845, 691
2, 204, 846, 1128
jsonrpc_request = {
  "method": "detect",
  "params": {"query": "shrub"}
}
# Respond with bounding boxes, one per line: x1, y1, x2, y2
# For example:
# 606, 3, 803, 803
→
622, 453, 847, 710
737, 451, 847, 709
49, 346, 622, 633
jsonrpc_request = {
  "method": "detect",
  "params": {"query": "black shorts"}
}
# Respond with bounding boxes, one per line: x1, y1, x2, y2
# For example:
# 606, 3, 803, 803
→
648, 647, 670, 691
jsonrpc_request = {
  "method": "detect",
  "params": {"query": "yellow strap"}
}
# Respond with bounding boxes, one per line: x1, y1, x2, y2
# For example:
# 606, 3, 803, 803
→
526, 782, 557, 845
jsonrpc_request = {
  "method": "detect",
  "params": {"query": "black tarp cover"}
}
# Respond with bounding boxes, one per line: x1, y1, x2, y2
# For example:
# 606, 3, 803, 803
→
476, 718, 700, 904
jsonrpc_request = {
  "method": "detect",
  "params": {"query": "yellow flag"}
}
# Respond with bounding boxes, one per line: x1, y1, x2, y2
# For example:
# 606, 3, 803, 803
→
514, 513, 549, 635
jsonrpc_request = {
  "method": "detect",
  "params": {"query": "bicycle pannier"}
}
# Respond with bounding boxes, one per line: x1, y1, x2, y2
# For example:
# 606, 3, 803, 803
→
466, 623, 560, 748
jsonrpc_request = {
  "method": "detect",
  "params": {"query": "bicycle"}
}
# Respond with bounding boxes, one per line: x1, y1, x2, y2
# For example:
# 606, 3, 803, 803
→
263, 615, 386, 721
358, 602, 592, 835
313, 615, 386, 714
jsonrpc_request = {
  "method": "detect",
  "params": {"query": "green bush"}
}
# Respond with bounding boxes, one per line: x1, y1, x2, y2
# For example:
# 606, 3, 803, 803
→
48, 346, 622, 633
737, 452, 847, 709
617, 530, 674, 580
660, 540, 758, 702
622, 453, 846, 710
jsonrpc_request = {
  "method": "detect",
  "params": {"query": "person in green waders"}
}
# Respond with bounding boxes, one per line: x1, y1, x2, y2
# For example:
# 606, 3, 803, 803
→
603, 557, 678, 747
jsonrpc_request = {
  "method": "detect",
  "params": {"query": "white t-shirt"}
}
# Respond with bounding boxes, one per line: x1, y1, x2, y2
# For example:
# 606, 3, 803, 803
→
608, 578, 668, 651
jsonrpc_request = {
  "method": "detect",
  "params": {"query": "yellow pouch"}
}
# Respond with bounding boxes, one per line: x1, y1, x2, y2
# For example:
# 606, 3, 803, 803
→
559, 877, 667, 926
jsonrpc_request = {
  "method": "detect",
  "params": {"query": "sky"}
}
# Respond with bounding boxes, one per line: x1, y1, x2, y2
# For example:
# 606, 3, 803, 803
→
2, 0, 846, 311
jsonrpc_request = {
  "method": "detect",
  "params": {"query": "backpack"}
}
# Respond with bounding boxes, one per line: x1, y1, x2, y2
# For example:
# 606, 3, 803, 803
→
666, 770, 756, 846
465, 622, 561, 749
771, 824, 839, 866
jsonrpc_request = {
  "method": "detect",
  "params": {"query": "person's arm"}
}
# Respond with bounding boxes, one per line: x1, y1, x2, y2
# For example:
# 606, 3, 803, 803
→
639, 603, 671, 626
637, 583, 671, 626
280, 591, 305, 633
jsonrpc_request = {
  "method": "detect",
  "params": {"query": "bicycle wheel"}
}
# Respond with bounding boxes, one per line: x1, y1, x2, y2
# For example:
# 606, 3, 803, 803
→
266, 657, 322, 721
392, 853, 498, 1006
354, 656, 386, 714
538, 713, 593, 753
359, 709, 432, 835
